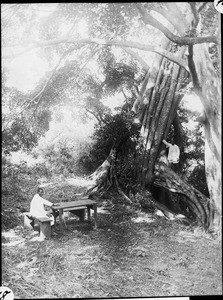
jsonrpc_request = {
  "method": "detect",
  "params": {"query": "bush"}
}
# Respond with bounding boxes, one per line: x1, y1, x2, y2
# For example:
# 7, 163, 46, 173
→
2, 155, 50, 229
79, 112, 141, 176
31, 162, 52, 178
78, 112, 143, 198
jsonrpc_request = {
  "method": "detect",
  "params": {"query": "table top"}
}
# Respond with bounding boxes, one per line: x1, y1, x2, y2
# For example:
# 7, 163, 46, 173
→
52, 199, 97, 210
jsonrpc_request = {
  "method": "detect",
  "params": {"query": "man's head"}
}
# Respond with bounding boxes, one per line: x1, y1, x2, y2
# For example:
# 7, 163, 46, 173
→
37, 187, 44, 197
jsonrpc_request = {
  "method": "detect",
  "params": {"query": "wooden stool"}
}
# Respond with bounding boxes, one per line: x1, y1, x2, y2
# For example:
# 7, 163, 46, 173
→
37, 217, 52, 240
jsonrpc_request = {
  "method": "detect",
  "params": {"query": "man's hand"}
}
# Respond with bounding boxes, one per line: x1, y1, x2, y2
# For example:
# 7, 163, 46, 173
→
44, 205, 51, 211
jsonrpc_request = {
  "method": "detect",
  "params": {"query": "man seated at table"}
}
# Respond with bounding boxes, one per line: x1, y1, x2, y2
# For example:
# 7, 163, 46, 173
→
29, 187, 59, 230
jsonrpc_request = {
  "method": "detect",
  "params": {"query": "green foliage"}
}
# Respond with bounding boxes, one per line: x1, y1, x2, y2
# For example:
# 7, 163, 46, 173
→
176, 108, 208, 196
102, 60, 139, 93
35, 136, 90, 177
44, 145, 76, 176
2, 156, 44, 229
79, 111, 142, 181
2, 71, 52, 154
200, 3, 218, 36
2, 118, 38, 155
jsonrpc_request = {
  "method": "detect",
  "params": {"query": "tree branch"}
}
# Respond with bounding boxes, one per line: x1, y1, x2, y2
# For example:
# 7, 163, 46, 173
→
135, 3, 218, 45
85, 107, 104, 124
21, 46, 81, 113
187, 45, 201, 89
121, 47, 150, 72
189, 2, 199, 28
3, 38, 190, 72
3, 46, 81, 130
197, 2, 208, 13
74, 44, 101, 84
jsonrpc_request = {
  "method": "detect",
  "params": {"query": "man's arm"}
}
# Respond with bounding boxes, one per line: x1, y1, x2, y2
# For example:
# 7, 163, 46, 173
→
41, 197, 53, 207
162, 139, 171, 147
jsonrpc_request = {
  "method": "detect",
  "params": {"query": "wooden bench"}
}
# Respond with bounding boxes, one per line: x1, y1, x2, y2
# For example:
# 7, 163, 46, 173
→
23, 212, 51, 240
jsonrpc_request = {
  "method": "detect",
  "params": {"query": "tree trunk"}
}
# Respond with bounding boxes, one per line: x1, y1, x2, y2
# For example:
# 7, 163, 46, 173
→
154, 160, 214, 229
138, 47, 188, 189
86, 147, 132, 203
133, 3, 221, 232
87, 3, 221, 233
192, 43, 221, 231
87, 148, 116, 193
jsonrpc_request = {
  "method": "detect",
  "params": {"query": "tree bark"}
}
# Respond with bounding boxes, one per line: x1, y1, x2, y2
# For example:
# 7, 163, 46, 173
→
192, 43, 221, 231
154, 161, 214, 229
87, 148, 116, 193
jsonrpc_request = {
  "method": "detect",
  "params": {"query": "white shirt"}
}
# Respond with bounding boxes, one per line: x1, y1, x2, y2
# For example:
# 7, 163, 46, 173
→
165, 142, 180, 164
30, 193, 53, 218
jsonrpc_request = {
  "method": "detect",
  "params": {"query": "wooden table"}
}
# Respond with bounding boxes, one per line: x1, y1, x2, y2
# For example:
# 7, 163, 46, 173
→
52, 199, 97, 231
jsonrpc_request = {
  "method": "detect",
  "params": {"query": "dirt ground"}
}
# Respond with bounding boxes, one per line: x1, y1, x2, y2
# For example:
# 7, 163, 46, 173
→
2, 178, 222, 298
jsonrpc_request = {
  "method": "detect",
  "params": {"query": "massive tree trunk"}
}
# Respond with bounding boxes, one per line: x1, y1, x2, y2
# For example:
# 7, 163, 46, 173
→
192, 43, 221, 231
132, 3, 221, 232
87, 3, 221, 233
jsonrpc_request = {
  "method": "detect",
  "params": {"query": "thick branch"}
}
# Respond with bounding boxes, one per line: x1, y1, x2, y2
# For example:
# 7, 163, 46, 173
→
21, 47, 80, 112
152, 5, 187, 36
187, 45, 201, 89
197, 3, 208, 13
3, 47, 80, 129
3, 38, 190, 72
189, 2, 199, 28
121, 47, 150, 71
135, 3, 218, 45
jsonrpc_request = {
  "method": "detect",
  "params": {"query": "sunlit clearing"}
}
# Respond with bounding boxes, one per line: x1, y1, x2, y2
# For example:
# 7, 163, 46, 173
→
132, 212, 155, 224
66, 177, 93, 188
181, 93, 203, 113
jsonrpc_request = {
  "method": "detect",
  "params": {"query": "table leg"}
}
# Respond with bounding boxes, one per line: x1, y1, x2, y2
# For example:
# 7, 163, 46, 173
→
80, 209, 85, 222
59, 208, 63, 231
93, 204, 97, 229
87, 207, 91, 222
53, 213, 57, 228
